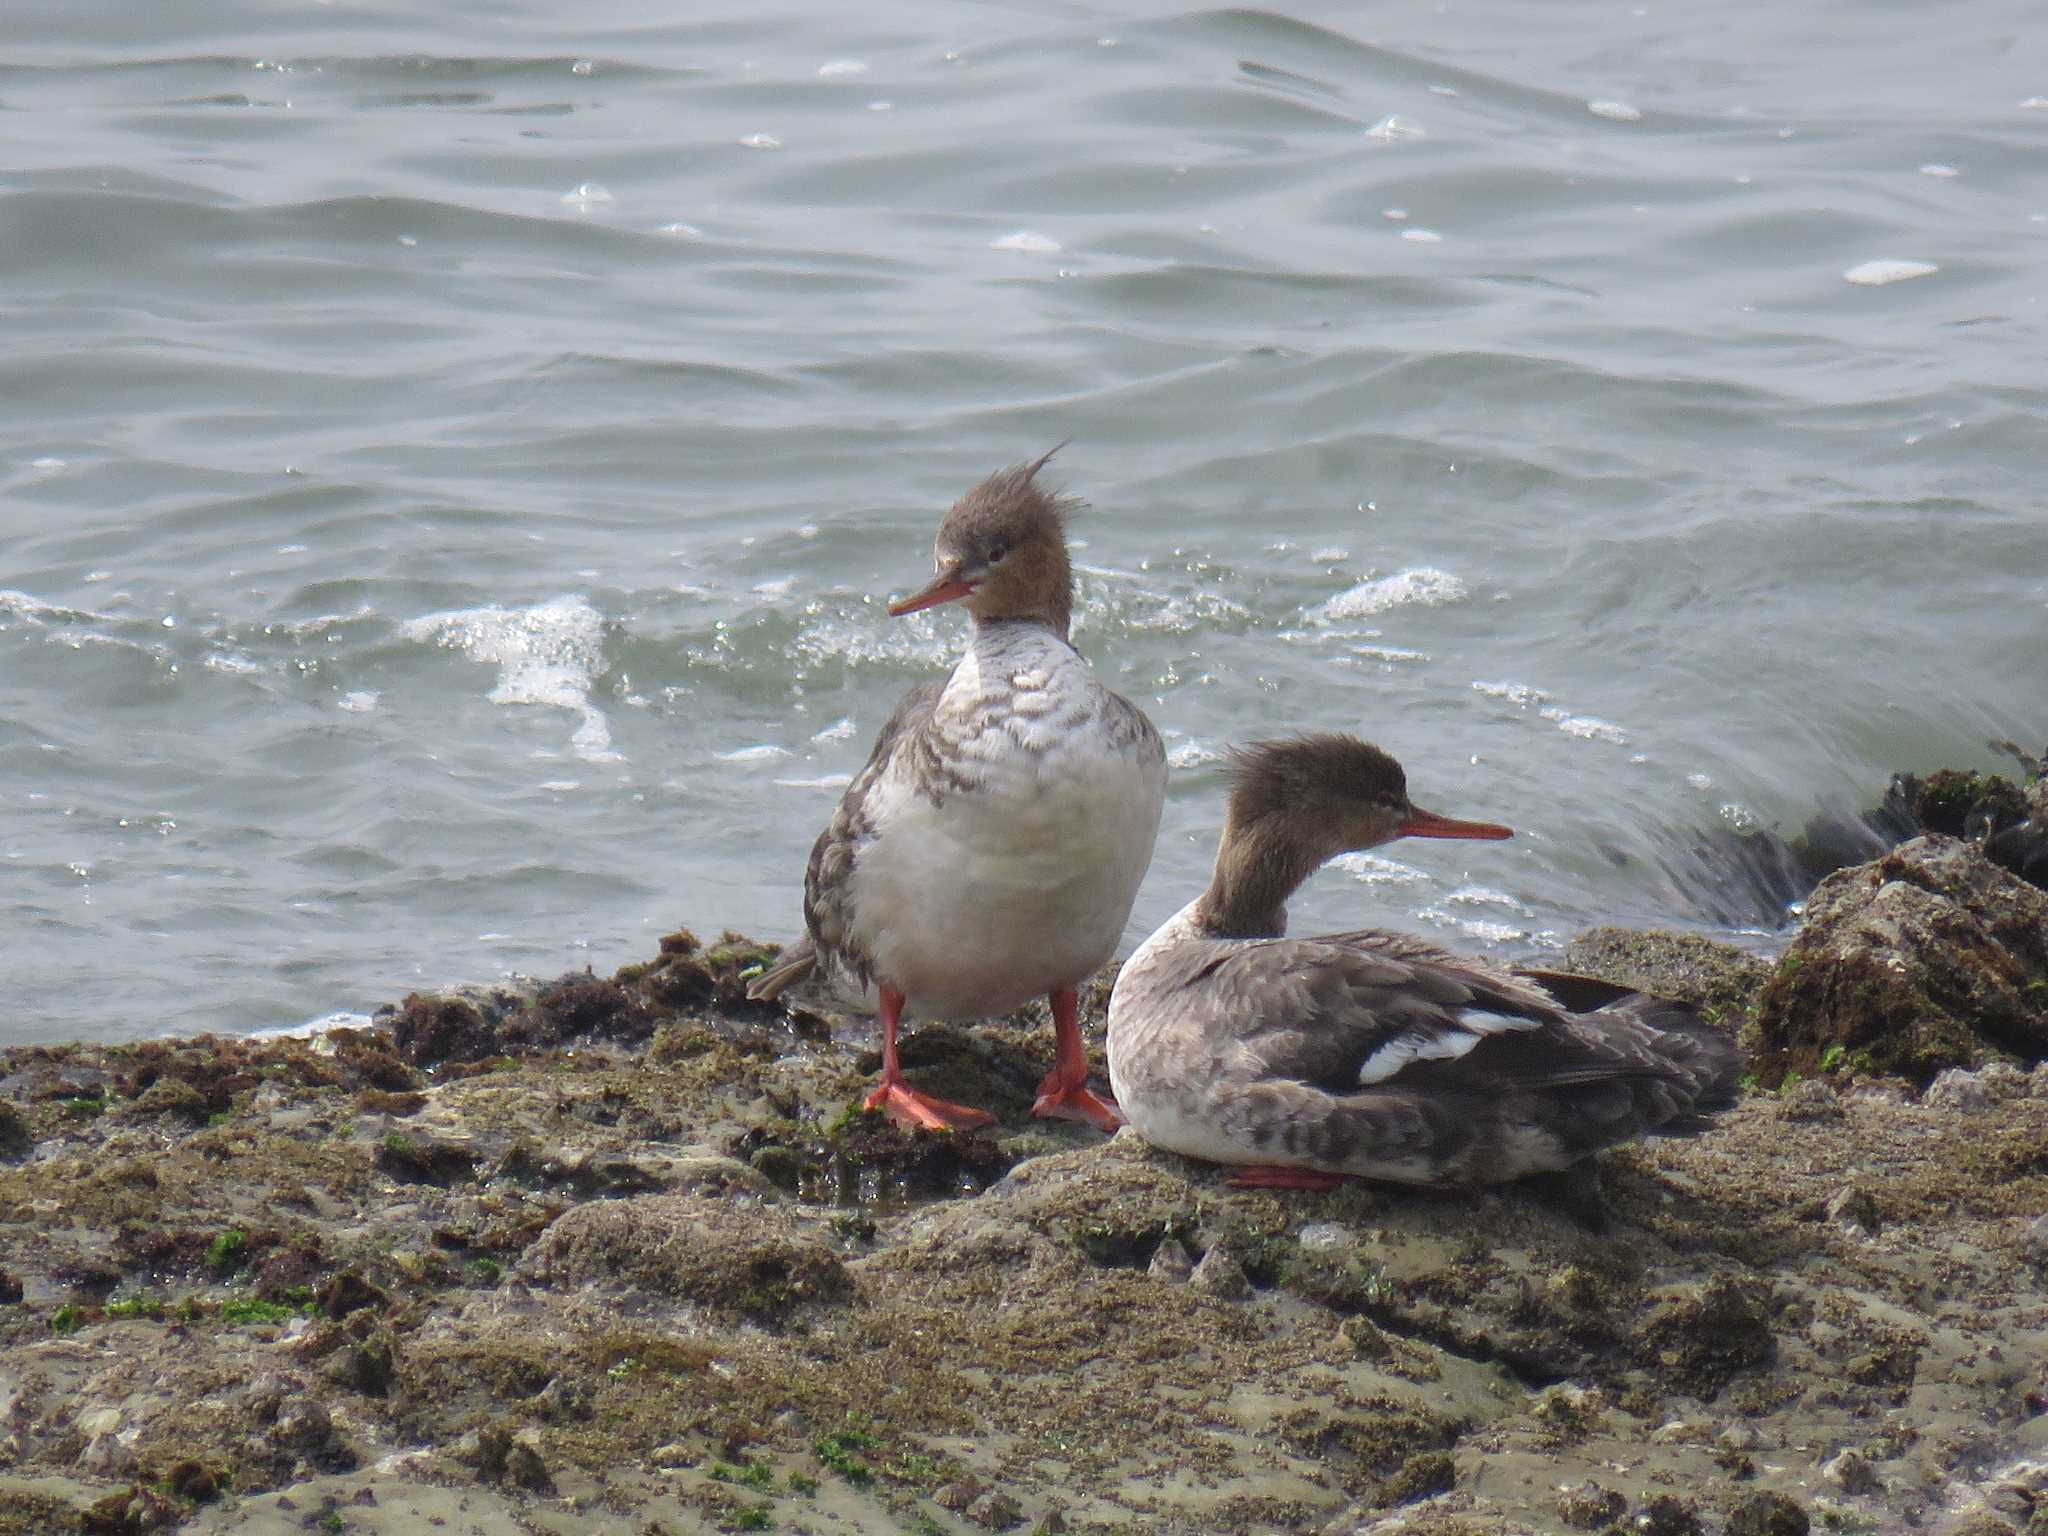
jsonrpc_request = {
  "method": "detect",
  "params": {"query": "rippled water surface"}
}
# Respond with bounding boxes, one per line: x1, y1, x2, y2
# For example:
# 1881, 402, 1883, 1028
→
5, 0, 2045, 1041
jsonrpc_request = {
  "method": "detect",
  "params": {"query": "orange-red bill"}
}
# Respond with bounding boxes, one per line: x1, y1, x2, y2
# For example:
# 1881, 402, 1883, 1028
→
1396, 808, 1514, 841
886, 567, 977, 617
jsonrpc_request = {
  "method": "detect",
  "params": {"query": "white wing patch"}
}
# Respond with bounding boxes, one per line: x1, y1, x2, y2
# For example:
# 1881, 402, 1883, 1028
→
1357, 1007, 1540, 1086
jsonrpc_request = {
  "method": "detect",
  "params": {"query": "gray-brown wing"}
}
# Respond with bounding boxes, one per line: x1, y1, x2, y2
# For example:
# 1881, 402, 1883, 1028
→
1094, 681, 1165, 767
1200, 933, 1566, 1098
797, 678, 945, 984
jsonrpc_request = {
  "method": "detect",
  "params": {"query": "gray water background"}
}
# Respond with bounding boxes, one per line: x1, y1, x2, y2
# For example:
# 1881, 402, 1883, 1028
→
3, 0, 2044, 1043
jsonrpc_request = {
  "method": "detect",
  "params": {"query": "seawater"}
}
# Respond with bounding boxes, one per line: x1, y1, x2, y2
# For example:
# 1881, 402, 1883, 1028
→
3, 0, 2044, 1042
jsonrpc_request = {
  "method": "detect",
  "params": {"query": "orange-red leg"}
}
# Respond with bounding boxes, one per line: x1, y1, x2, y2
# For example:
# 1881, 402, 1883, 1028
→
1226, 1165, 1359, 1192
862, 985, 996, 1132
1031, 987, 1123, 1132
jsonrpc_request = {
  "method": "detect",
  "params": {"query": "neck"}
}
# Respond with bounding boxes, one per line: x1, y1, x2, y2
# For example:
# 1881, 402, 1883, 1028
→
969, 543, 1072, 639
1191, 814, 1332, 939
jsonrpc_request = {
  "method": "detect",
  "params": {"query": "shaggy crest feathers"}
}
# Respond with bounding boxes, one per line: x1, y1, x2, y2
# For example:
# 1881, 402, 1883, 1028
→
1222, 734, 1410, 824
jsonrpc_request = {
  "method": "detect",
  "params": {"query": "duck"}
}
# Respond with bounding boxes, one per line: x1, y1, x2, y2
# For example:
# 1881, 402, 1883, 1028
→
1106, 734, 1742, 1189
748, 451, 1167, 1133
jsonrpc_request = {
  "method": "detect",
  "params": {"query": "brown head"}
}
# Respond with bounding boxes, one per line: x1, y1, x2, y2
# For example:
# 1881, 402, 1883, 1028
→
1196, 734, 1513, 937
886, 447, 1077, 636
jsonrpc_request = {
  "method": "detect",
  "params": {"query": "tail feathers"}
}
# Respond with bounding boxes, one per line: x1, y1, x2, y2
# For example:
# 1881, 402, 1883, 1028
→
1548, 992, 1745, 1152
743, 937, 816, 1003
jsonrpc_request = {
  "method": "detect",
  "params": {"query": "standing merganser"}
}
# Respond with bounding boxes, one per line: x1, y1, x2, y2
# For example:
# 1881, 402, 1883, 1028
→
1107, 735, 1742, 1189
748, 451, 1167, 1133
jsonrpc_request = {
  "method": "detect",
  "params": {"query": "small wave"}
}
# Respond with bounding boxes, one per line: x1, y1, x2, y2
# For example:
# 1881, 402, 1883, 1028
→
1165, 738, 1225, 771
774, 773, 854, 790
402, 595, 620, 763
1539, 707, 1628, 745
1310, 568, 1467, 622
1330, 852, 1430, 886
1472, 679, 1550, 708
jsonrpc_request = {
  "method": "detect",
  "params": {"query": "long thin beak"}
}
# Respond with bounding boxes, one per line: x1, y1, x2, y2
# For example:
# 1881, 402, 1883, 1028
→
886, 562, 978, 617
1396, 805, 1514, 840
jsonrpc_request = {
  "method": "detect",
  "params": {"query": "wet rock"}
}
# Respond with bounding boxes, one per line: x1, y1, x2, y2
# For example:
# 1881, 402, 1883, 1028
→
124, 1075, 212, 1124
1188, 1247, 1251, 1300
166, 1459, 220, 1502
525, 1193, 850, 1320
1754, 836, 2048, 1085
1147, 1237, 1195, 1283
317, 1270, 389, 1320
1824, 1184, 1880, 1235
1631, 1494, 1705, 1536
1927, 1063, 2033, 1111
270, 1394, 350, 1468
1820, 1446, 1879, 1493
1634, 1275, 1775, 1398
966, 1489, 1025, 1529
0, 1100, 30, 1158
80, 1485, 179, 1535
1776, 1079, 1845, 1122
376, 1128, 477, 1184
388, 982, 540, 1067
1561, 927, 1773, 1020
452, 1422, 553, 1491
322, 1330, 396, 1397
2019, 1214, 2048, 1267
1379, 1449, 1455, 1503
1726, 1489, 1811, 1536
1924, 1068, 1990, 1113
1898, 757, 2048, 890
1555, 1482, 1627, 1529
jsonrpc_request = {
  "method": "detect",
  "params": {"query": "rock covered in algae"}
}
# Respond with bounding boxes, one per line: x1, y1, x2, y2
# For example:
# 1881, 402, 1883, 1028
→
1753, 835, 2048, 1086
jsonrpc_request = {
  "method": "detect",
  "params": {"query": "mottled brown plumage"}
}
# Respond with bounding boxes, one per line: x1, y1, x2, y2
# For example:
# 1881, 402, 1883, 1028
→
1108, 733, 1742, 1187
749, 453, 1166, 1132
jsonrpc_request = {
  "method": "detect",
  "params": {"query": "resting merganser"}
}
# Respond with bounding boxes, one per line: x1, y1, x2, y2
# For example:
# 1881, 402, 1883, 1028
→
1107, 735, 1742, 1189
748, 451, 1167, 1133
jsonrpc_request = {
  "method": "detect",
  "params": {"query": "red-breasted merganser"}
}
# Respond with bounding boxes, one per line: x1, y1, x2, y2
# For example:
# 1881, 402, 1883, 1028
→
748, 452, 1167, 1133
1107, 735, 1742, 1189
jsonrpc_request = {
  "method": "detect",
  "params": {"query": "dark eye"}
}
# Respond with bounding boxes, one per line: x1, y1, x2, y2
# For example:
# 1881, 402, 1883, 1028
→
986, 543, 1009, 564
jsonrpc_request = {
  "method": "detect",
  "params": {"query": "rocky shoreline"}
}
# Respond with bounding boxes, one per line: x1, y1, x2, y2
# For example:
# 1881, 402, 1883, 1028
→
4, 776, 2047, 1535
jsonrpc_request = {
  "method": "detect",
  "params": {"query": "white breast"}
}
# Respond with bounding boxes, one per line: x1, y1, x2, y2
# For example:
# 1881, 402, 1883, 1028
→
843, 629, 1165, 1020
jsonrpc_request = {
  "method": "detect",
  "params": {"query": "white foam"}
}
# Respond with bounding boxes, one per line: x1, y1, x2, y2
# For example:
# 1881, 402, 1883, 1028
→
774, 773, 854, 790
1366, 114, 1424, 141
251, 1010, 374, 1041
1418, 908, 1525, 945
1311, 567, 1466, 621
1472, 680, 1550, 708
1400, 228, 1444, 243
1843, 259, 1938, 286
1919, 163, 1960, 178
1540, 706, 1628, 744
739, 133, 783, 150
1330, 852, 1429, 886
1165, 738, 1224, 771
337, 691, 380, 713
561, 182, 612, 205
1443, 884, 1529, 914
1349, 644, 1430, 663
1587, 99, 1641, 121
402, 596, 619, 763
719, 744, 791, 764
811, 717, 857, 743
992, 230, 1061, 253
